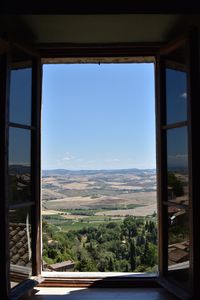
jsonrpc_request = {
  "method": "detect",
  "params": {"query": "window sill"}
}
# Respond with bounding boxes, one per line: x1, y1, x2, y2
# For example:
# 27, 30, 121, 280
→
40, 272, 158, 288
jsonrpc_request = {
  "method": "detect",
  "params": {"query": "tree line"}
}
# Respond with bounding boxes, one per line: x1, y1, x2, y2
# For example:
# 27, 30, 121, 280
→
43, 216, 157, 272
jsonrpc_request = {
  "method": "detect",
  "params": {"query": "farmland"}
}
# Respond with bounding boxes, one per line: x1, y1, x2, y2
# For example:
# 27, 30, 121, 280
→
42, 168, 157, 232
42, 168, 158, 272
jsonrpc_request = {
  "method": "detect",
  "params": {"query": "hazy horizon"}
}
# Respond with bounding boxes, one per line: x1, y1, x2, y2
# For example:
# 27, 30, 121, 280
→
42, 167, 156, 171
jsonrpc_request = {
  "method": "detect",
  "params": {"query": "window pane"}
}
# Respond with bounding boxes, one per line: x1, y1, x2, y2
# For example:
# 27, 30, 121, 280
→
9, 207, 32, 288
167, 127, 189, 206
9, 127, 31, 205
9, 67, 32, 125
168, 205, 190, 288
166, 68, 187, 125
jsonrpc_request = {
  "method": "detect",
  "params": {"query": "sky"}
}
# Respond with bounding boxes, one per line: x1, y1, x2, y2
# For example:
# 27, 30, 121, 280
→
166, 68, 187, 125
167, 127, 188, 170
41, 63, 156, 170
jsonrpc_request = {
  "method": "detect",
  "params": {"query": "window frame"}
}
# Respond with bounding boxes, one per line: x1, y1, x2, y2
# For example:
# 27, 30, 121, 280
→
39, 46, 158, 285
155, 30, 200, 299
0, 30, 199, 299
0, 41, 42, 300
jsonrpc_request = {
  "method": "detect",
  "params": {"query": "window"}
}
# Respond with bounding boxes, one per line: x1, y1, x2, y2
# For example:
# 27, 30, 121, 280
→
41, 62, 157, 274
155, 32, 200, 298
0, 43, 42, 299
0, 31, 200, 299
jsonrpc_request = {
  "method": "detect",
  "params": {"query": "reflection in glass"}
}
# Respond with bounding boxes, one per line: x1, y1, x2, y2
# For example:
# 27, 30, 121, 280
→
9, 127, 31, 204
166, 68, 187, 125
168, 205, 189, 287
9, 67, 32, 125
167, 127, 189, 206
9, 207, 32, 288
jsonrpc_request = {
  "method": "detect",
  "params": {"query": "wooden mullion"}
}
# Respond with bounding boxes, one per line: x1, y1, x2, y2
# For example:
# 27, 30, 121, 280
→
31, 56, 42, 276
162, 121, 188, 130
165, 59, 187, 73
0, 52, 11, 299
187, 28, 200, 298
38, 42, 160, 60
157, 36, 186, 56
9, 122, 35, 131
162, 201, 189, 210
155, 55, 168, 278
9, 202, 35, 210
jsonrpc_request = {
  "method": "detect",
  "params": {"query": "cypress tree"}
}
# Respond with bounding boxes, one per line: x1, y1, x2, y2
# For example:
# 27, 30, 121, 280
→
130, 238, 136, 271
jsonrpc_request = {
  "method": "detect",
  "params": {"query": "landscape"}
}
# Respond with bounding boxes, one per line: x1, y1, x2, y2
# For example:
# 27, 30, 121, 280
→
8, 165, 189, 273
42, 168, 157, 224
42, 168, 158, 272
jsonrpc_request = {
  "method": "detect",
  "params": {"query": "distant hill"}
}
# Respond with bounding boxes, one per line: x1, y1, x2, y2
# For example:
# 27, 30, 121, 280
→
42, 168, 156, 177
9, 164, 31, 175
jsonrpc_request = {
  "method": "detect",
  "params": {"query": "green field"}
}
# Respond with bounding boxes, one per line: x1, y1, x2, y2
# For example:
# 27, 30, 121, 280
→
42, 213, 123, 231
57, 204, 145, 216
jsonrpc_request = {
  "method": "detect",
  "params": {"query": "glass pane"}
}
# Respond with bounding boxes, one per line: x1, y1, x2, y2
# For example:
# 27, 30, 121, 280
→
9, 127, 31, 205
166, 68, 187, 125
9, 207, 32, 288
167, 127, 189, 206
168, 205, 190, 288
9, 67, 32, 125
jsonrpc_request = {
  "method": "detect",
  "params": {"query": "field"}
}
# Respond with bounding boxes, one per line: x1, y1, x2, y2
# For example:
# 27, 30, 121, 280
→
42, 169, 158, 272
42, 168, 157, 231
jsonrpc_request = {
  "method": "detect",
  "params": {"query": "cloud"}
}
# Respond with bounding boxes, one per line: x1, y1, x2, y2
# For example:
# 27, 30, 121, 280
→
180, 92, 187, 99
62, 152, 75, 161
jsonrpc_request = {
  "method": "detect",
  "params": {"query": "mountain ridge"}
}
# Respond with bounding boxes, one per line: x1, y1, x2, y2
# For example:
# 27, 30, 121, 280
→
42, 168, 156, 176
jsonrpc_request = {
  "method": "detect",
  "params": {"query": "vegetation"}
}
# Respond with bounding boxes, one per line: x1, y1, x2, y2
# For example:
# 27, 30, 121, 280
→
168, 172, 184, 197
42, 216, 158, 272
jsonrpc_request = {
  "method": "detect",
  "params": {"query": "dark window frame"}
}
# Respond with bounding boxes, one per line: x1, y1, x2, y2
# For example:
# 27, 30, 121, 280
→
0, 31, 200, 299
155, 31, 200, 299
0, 41, 42, 300
39, 46, 158, 285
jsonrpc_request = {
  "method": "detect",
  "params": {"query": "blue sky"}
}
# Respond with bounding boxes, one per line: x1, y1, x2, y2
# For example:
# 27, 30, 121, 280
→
42, 63, 156, 170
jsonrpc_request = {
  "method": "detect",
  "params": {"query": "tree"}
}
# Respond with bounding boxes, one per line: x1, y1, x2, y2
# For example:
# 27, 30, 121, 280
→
130, 238, 136, 271
168, 172, 184, 197
141, 240, 150, 265
108, 257, 115, 271
141, 240, 157, 267
122, 216, 137, 240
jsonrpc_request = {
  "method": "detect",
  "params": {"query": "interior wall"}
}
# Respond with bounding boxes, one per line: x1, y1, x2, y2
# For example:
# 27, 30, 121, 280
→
0, 15, 183, 44
1, 14, 200, 74
164, 14, 200, 77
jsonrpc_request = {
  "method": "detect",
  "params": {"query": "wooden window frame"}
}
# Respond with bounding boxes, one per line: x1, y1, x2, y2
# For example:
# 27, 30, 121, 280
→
37, 32, 200, 299
0, 41, 42, 300
155, 30, 200, 299
38, 43, 159, 288
0, 30, 200, 299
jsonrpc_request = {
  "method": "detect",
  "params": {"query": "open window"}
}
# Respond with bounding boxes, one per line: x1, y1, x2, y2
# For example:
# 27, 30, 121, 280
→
0, 29, 199, 300
156, 31, 200, 299
0, 41, 42, 299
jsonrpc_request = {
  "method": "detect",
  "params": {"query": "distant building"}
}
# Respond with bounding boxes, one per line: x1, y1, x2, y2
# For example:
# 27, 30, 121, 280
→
168, 240, 189, 266
48, 260, 75, 272
168, 187, 175, 201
